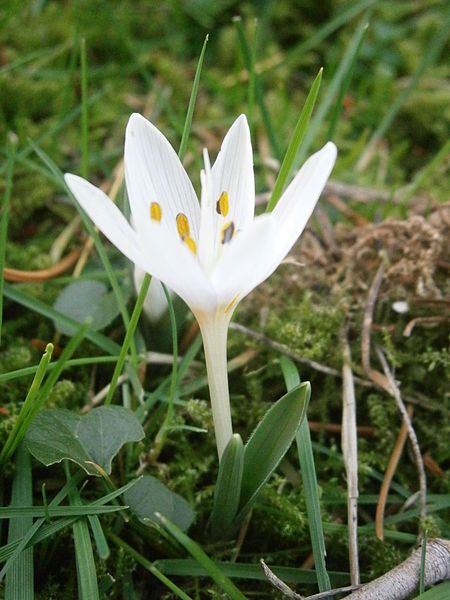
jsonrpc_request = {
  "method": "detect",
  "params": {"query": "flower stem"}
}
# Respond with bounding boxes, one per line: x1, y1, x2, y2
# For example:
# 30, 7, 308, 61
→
199, 317, 233, 460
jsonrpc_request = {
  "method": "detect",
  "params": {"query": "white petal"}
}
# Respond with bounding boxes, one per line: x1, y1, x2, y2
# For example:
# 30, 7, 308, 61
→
66, 173, 215, 314
269, 141, 337, 270
211, 115, 255, 238
134, 269, 169, 323
135, 220, 217, 314
210, 214, 277, 308
65, 173, 149, 273
124, 113, 200, 241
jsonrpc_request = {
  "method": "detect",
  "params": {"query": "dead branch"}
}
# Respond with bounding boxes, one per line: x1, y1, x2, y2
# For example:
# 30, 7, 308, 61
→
4, 248, 81, 282
342, 539, 450, 599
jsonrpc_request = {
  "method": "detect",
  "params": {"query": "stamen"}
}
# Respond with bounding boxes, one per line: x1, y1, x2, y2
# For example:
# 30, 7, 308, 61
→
220, 221, 235, 244
176, 213, 190, 238
216, 191, 229, 217
184, 236, 197, 254
150, 202, 162, 222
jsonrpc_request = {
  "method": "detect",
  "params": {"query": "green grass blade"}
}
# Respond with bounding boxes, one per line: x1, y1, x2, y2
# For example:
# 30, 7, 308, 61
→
237, 382, 310, 522
0, 344, 53, 467
327, 18, 370, 139
234, 16, 280, 158
209, 434, 244, 539
155, 559, 350, 586
0, 506, 125, 519
275, 0, 376, 73
105, 273, 151, 404
0, 137, 16, 346
280, 356, 331, 593
157, 514, 247, 600
178, 35, 208, 161
80, 38, 89, 179
66, 467, 100, 600
266, 68, 323, 212
3, 283, 119, 355
110, 534, 193, 600
297, 14, 369, 166
0, 355, 118, 383
0, 478, 139, 564
87, 516, 110, 560
4, 445, 33, 600
359, 3, 450, 168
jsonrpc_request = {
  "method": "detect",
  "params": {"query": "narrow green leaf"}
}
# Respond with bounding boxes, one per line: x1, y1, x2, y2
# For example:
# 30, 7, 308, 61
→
280, 356, 331, 593
237, 383, 310, 521
88, 516, 110, 560
178, 35, 208, 161
25, 406, 144, 476
155, 558, 350, 586
209, 434, 244, 539
0, 344, 53, 468
67, 471, 100, 600
266, 68, 323, 212
4, 445, 33, 599
157, 515, 247, 600
0, 506, 125, 519
0, 355, 118, 384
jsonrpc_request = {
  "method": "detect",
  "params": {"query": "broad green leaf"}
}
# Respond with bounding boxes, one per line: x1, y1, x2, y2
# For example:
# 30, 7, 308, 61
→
25, 406, 144, 476
237, 382, 310, 521
53, 279, 122, 336
124, 476, 194, 532
209, 434, 244, 539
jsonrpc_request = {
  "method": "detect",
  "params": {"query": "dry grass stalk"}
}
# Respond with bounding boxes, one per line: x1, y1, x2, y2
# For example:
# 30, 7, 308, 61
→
341, 328, 360, 585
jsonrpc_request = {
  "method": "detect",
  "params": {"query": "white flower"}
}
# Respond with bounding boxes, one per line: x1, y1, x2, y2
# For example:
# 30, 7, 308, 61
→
65, 113, 336, 458
134, 268, 170, 323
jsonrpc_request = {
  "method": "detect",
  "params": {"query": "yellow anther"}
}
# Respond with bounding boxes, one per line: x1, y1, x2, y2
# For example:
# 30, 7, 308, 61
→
150, 202, 162, 222
184, 236, 197, 254
216, 191, 229, 217
220, 221, 235, 244
176, 213, 190, 238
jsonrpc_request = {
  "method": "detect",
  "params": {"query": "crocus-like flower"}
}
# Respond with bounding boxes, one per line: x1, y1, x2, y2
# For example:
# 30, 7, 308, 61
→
65, 113, 336, 459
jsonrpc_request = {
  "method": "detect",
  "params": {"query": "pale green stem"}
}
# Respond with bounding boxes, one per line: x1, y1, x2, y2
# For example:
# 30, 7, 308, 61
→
198, 315, 233, 460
